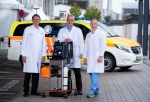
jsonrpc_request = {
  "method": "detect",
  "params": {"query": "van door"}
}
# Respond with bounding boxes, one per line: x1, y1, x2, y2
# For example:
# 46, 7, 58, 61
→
39, 23, 67, 61
7, 24, 32, 61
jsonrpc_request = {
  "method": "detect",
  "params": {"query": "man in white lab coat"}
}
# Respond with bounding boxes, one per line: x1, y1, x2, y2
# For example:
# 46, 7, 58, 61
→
57, 15, 84, 95
21, 14, 47, 97
83, 18, 106, 98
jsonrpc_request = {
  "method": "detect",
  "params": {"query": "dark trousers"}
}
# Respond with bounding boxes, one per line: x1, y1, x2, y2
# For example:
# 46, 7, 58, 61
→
73, 68, 82, 91
23, 73, 39, 93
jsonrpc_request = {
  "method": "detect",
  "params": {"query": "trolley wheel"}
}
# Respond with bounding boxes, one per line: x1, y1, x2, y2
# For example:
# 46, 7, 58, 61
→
74, 90, 78, 96
64, 94, 67, 99
42, 92, 45, 98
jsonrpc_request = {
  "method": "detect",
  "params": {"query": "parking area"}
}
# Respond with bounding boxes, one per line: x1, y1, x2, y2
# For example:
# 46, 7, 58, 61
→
0, 50, 150, 102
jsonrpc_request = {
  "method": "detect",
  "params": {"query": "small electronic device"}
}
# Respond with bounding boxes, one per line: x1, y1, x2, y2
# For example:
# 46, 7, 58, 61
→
52, 41, 73, 59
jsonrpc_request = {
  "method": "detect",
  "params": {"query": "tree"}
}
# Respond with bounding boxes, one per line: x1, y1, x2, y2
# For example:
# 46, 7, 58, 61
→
69, 2, 82, 17
104, 15, 111, 23
84, 6, 101, 21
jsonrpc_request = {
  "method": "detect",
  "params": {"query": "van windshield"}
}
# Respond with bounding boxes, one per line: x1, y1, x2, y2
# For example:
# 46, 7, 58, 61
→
98, 23, 120, 37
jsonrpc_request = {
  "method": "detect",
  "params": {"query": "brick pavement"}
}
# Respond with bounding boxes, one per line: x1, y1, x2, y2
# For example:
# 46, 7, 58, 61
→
12, 63, 150, 102
1, 50, 150, 102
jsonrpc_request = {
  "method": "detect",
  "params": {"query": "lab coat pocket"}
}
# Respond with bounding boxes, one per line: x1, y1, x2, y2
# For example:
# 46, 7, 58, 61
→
29, 33, 34, 36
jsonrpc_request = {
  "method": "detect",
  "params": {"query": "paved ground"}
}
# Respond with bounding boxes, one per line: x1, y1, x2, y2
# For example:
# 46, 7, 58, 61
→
0, 50, 23, 102
1, 50, 150, 102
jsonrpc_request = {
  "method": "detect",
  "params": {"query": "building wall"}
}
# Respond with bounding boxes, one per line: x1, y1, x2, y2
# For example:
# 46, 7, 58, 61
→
54, 4, 85, 19
107, 17, 150, 42
102, 9, 118, 21
109, 24, 137, 41
122, 2, 150, 19
17, 0, 38, 9
55, 0, 88, 9
68, 1, 87, 9
130, 24, 138, 41
88, 0, 103, 11
37, 0, 43, 7
17, 0, 54, 18
110, 26, 124, 36
43, 0, 54, 17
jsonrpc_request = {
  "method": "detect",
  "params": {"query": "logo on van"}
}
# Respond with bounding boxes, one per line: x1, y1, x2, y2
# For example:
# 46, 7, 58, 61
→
44, 25, 52, 34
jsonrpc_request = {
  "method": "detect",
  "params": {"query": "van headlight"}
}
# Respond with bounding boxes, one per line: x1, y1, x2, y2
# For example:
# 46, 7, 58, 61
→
115, 44, 131, 53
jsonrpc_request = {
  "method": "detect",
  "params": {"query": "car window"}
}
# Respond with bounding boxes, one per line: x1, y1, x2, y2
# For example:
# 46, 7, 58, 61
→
40, 23, 66, 37
13, 24, 31, 36
98, 23, 120, 37
13, 23, 90, 39
13, 23, 67, 37
74, 23, 91, 39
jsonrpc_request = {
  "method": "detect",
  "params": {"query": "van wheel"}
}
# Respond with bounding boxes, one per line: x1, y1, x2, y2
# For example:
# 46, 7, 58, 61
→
104, 54, 116, 72
119, 66, 132, 70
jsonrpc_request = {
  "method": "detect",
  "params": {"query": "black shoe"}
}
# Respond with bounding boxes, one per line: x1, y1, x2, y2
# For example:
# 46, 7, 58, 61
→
74, 90, 78, 96
31, 92, 41, 96
78, 90, 83, 95
23, 93, 28, 97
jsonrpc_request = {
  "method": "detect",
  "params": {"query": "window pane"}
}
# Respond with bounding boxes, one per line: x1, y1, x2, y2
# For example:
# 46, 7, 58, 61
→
14, 23, 67, 37
14, 24, 31, 36
74, 23, 90, 39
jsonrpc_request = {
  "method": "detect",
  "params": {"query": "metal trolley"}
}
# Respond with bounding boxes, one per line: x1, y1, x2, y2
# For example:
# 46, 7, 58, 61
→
41, 41, 77, 99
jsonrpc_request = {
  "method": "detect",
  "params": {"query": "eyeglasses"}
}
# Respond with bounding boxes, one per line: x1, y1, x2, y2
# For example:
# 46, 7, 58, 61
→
67, 19, 74, 21
33, 19, 40, 21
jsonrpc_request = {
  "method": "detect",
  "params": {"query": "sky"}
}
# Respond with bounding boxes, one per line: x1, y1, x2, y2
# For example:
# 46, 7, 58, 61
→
103, 0, 138, 13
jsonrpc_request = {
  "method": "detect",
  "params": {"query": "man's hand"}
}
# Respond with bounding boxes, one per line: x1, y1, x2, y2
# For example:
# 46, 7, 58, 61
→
22, 56, 26, 63
97, 56, 103, 62
83, 58, 87, 64
66, 38, 72, 42
41, 56, 45, 62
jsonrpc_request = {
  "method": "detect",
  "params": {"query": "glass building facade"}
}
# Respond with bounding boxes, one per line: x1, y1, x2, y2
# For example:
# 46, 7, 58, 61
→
55, 0, 88, 9
16, 0, 103, 18
17, 0, 39, 9
17, 0, 54, 18
43, 0, 54, 16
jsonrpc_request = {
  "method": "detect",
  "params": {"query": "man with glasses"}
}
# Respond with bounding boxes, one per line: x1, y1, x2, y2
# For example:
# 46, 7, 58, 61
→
57, 15, 84, 95
21, 14, 46, 97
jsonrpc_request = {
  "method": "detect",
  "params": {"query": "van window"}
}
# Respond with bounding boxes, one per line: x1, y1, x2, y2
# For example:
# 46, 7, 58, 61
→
74, 24, 91, 39
13, 23, 67, 37
40, 23, 66, 37
13, 24, 31, 36
98, 23, 120, 37
13, 23, 90, 39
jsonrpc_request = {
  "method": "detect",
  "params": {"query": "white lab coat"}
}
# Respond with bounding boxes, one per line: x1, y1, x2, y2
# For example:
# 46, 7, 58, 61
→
57, 26, 84, 68
21, 25, 47, 73
83, 29, 106, 73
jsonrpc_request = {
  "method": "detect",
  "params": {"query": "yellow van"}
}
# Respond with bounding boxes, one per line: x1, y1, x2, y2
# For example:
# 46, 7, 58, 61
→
7, 20, 143, 72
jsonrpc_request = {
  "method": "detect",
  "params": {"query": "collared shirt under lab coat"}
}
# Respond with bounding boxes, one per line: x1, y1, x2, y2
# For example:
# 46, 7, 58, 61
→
21, 25, 47, 73
83, 29, 106, 73
57, 26, 84, 68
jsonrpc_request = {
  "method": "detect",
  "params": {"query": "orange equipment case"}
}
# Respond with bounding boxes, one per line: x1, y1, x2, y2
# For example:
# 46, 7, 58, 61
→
41, 66, 51, 78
